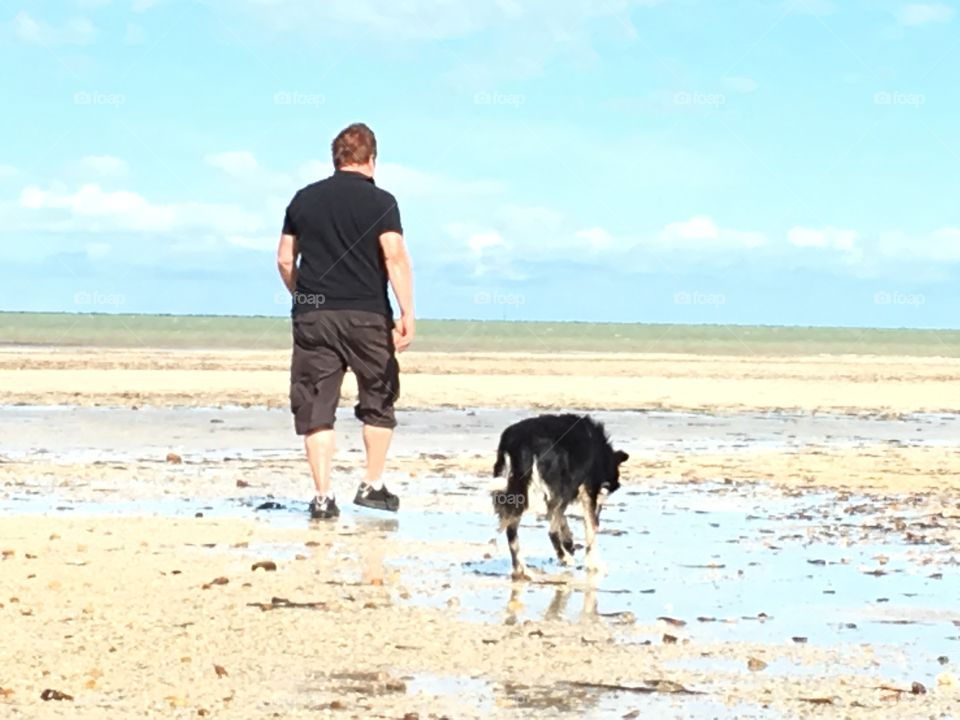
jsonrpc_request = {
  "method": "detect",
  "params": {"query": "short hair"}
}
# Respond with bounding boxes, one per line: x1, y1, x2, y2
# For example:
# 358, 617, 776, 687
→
332, 123, 377, 169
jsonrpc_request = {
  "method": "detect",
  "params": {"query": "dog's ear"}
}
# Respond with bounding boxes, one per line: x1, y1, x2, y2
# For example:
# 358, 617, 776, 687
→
614, 450, 629, 464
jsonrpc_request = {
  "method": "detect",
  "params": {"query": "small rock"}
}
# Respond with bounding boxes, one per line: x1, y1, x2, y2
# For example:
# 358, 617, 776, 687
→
658, 616, 687, 627
251, 561, 277, 572
747, 657, 767, 671
911, 681, 926, 695
166, 452, 182, 464
938, 656, 949, 665
40, 689, 73, 702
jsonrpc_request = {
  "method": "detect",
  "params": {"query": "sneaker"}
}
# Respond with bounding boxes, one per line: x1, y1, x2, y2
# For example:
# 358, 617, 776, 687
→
353, 483, 400, 512
309, 495, 340, 519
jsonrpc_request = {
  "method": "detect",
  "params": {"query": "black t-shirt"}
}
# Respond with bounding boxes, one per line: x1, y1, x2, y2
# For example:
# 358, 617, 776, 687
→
282, 169, 403, 317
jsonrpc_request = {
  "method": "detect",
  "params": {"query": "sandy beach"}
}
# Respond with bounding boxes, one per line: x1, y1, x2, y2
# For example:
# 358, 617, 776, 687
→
2, 347, 959, 414
2, 346, 960, 718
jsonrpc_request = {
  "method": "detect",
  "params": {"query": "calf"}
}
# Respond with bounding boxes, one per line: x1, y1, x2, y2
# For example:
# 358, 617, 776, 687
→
491, 413, 628, 579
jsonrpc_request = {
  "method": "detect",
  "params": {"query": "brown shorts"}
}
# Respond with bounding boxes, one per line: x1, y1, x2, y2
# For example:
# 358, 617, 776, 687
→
289, 309, 399, 435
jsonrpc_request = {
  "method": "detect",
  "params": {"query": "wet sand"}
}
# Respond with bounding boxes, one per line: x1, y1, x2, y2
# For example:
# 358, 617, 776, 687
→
2, 478, 959, 719
2, 347, 960, 717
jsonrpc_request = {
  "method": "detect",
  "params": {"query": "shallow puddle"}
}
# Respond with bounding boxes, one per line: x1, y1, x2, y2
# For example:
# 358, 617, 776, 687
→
6, 475, 956, 692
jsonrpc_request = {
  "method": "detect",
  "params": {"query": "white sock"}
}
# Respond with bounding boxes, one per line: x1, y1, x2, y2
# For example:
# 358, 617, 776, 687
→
364, 478, 384, 491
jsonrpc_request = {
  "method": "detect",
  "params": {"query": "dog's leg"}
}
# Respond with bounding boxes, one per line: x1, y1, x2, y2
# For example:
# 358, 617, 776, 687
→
578, 486, 606, 575
548, 505, 575, 566
559, 514, 576, 559
546, 502, 573, 566
505, 520, 529, 581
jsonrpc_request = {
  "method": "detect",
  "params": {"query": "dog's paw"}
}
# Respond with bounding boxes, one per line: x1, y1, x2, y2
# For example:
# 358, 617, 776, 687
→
585, 554, 608, 576
558, 552, 575, 567
511, 566, 532, 582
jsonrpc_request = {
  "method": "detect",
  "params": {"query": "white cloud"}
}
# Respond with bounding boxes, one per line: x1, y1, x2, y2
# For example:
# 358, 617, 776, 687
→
787, 226, 858, 251
206, 150, 295, 196
659, 216, 765, 249
19, 183, 264, 236
205, 150, 261, 178
0, 165, 17, 181
13, 11, 96, 45
723, 76, 758, 93
575, 227, 615, 250
80, 155, 128, 177
897, 3, 954, 25
467, 230, 507, 253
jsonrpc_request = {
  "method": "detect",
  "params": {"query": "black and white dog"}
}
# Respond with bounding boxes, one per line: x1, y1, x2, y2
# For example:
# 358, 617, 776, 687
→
491, 413, 628, 579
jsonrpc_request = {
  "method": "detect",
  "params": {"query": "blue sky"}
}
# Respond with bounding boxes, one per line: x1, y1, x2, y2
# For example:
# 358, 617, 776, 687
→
1, 0, 958, 328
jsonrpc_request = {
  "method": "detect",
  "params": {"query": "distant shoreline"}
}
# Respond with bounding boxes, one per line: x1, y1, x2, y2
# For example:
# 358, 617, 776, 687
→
2, 311, 959, 356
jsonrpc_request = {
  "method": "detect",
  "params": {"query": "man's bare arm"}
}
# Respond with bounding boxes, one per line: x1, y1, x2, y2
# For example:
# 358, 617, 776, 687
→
380, 231, 414, 317
380, 230, 415, 350
277, 233, 298, 294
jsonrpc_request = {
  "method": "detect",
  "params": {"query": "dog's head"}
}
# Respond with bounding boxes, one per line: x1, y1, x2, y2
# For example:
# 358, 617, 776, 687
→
596, 449, 629, 522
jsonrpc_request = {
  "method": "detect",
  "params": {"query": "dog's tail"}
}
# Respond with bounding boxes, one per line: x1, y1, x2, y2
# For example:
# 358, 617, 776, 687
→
493, 441, 508, 479
491, 431, 529, 526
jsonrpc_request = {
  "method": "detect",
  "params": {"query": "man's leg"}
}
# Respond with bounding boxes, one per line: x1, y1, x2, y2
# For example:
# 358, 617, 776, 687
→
343, 311, 401, 512
362, 424, 393, 490
305, 426, 336, 497
290, 312, 346, 519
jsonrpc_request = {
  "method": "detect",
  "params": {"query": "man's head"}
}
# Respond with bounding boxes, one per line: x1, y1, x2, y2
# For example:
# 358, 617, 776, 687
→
332, 123, 377, 176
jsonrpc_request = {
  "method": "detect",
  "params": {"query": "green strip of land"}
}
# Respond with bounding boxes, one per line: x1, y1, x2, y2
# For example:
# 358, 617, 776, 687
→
2, 312, 959, 356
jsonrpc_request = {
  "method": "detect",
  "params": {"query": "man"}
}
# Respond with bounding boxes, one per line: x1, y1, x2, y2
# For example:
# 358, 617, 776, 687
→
276, 122, 415, 520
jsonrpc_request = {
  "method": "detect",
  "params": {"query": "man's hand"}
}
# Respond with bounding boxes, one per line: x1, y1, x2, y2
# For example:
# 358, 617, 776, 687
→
393, 314, 415, 352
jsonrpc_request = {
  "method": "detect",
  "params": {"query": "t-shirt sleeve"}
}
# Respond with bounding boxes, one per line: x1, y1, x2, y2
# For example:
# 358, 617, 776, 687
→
281, 199, 298, 235
378, 193, 403, 235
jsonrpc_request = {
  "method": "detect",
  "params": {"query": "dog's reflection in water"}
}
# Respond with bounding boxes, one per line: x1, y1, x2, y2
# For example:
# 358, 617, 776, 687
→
505, 584, 599, 625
